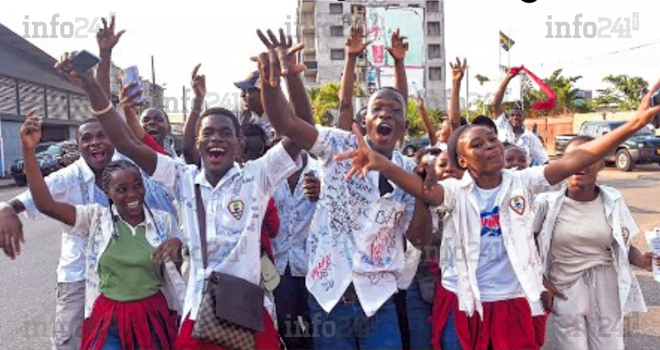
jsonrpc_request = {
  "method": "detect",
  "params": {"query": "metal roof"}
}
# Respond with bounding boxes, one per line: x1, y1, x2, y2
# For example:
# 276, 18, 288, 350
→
0, 23, 84, 94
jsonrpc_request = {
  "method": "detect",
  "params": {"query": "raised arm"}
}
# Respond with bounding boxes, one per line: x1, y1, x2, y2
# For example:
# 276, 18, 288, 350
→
387, 28, 409, 100
417, 97, 437, 146
544, 78, 660, 185
95, 15, 125, 99
20, 112, 76, 226
492, 68, 519, 119
56, 53, 158, 175
183, 64, 205, 166
449, 58, 467, 133
406, 199, 433, 249
256, 29, 318, 152
337, 25, 372, 131
335, 124, 444, 206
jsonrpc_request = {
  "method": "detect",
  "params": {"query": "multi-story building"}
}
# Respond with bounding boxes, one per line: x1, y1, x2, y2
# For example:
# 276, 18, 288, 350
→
297, 0, 446, 109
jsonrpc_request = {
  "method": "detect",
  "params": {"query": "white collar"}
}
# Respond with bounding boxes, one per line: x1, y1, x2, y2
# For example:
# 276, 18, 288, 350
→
193, 164, 241, 190
110, 204, 156, 233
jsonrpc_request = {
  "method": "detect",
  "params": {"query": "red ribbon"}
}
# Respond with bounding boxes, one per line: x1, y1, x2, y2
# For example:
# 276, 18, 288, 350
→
511, 66, 556, 111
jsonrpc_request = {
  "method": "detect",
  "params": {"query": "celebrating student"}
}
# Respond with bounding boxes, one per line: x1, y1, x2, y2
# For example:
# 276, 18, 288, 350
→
19, 112, 183, 350
334, 75, 660, 349
535, 136, 658, 350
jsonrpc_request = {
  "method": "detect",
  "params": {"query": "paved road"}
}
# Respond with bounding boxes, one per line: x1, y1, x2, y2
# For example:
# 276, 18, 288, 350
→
0, 165, 659, 350
0, 186, 60, 350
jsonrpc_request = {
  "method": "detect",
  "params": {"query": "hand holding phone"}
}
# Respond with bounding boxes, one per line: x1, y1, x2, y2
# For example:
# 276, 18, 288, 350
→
122, 66, 145, 103
70, 50, 101, 73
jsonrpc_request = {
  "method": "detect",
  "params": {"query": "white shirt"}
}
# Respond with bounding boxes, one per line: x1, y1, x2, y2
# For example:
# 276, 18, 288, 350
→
534, 185, 647, 315
494, 113, 549, 167
70, 204, 184, 318
307, 126, 417, 317
150, 142, 301, 320
438, 167, 555, 317
15, 156, 179, 283
272, 154, 319, 277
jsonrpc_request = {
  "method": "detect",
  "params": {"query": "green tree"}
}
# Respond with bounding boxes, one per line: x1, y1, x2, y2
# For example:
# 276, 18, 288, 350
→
595, 75, 648, 110
475, 74, 490, 86
406, 99, 446, 138
307, 82, 340, 126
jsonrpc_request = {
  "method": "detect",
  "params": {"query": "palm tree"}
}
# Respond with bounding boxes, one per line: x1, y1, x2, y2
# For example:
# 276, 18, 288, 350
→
523, 69, 584, 115
475, 74, 490, 86
597, 75, 648, 110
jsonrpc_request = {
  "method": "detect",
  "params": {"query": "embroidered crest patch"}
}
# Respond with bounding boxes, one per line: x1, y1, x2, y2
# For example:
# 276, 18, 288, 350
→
228, 200, 245, 220
509, 196, 526, 215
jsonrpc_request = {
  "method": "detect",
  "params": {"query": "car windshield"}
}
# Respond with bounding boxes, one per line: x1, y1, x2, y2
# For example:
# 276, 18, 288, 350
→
41, 145, 62, 156
610, 122, 654, 136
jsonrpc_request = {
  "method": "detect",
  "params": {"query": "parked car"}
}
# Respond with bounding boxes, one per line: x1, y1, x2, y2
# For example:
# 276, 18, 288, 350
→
10, 141, 80, 186
401, 137, 431, 157
555, 121, 660, 171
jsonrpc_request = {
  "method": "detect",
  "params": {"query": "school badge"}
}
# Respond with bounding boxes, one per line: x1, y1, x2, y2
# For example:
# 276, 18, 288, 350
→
228, 200, 245, 220
509, 196, 526, 215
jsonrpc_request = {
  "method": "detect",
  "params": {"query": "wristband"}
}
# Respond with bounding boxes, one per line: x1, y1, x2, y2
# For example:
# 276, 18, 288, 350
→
91, 103, 113, 116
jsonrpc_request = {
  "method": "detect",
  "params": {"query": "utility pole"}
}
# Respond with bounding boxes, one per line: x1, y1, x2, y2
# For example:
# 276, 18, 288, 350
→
182, 85, 187, 123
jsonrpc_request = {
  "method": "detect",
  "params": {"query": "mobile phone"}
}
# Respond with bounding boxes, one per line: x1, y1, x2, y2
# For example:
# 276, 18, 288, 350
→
651, 89, 660, 108
122, 66, 145, 103
70, 50, 101, 73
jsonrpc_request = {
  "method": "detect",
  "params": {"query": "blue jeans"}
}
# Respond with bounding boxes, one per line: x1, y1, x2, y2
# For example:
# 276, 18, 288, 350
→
273, 265, 313, 350
98, 320, 162, 350
441, 311, 463, 350
406, 278, 433, 350
308, 292, 402, 350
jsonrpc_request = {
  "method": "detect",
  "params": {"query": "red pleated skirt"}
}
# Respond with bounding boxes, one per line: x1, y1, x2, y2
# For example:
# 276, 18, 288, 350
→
430, 283, 544, 350
81, 290, 178, 350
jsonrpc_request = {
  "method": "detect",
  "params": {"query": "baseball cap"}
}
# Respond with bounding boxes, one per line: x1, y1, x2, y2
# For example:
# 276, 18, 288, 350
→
234, 71, 261, 90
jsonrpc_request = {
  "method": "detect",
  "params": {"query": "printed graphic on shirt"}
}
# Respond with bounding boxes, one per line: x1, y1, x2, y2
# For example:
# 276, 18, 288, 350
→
481, 206, 502, 237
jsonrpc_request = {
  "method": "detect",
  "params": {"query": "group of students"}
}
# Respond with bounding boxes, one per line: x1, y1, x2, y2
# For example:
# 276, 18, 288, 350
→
0, 16, 659, 350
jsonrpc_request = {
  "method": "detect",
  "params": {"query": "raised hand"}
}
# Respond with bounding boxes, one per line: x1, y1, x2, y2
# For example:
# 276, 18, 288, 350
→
334, 124, 389, 180
636, 76, 660, 125
387, 28, 408, 62
346, 24, 373, 57
96, 15, 125, 51
450, 57, 467, 85
55, 52, 97, 88
191, 64, 206, 99
256, 28, 305, 80
20, 109, 42, 151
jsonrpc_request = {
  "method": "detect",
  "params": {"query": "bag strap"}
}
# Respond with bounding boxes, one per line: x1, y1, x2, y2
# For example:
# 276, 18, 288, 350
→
195, 184, 208, 269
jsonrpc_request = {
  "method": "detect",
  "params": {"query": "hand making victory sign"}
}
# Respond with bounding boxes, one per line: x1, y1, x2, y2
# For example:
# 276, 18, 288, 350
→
346, 24, 373, 57
386, 28, 409, 62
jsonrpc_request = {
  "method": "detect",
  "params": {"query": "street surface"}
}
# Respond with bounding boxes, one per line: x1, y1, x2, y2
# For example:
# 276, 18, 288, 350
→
0, 165, 659, 349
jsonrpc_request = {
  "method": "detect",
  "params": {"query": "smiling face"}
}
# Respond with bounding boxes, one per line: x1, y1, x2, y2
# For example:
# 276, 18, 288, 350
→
105, 167, 146, 220
196, 113, 243, 176
435, 151, 464, 181
504, 146, 528, 170
365, 97, 406, 156
565, 140, 602, 190
141, 109, 170, 146
78, 121, 115, 171
457, 125, 505, 176
510, 109, 524, 129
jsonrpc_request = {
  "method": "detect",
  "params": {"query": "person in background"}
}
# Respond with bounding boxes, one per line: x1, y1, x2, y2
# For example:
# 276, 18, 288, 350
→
235, 70, 275, 144
535, 135, 658, 350
271, 146, 320, 350
20, 112, 183, 350
491, 69, 548, 167
503, 143, 528, 171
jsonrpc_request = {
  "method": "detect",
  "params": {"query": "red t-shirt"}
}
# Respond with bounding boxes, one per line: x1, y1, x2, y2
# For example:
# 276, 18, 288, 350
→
260, 198, 279, 261
141, 133, 168, 155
